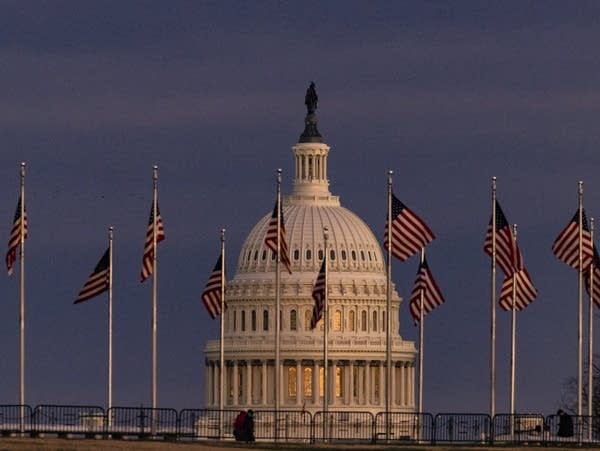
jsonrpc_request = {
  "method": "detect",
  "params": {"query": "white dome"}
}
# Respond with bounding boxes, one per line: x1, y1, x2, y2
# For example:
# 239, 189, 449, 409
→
236, 202, 385, 279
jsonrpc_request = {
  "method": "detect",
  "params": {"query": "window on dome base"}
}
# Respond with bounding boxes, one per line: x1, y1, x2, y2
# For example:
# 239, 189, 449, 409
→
251, 310, 257, 331
348, 310, 355, 331
318, 249, 324, 260
333, 310, 342, 331
330, 250, 335, 260
351, 250, 357, 261
372, 311, 378, 332
306, 249, 312, 260
341, 250, 347, 260
293, 249, 300, 260
241, 311, 246, 332
304, 310, 311, 330
288, 367, 297, 397
303, 367, 312, 396
361, 311, 367, 332
290, 309, 297, 331
263, 310, 269, 331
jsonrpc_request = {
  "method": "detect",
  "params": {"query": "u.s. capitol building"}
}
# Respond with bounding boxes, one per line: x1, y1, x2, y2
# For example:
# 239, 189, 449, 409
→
204, 85, 417, 414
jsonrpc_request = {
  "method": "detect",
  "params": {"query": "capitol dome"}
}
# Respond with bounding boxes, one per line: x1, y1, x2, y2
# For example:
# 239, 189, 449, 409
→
204, 85, 416, 415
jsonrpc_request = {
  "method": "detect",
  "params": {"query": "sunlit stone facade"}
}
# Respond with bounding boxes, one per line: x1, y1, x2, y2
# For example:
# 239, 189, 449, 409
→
204, 96, 417, 414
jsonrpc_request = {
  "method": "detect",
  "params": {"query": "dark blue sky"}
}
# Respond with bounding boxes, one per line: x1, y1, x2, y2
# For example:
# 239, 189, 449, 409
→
1, 1, 600, 415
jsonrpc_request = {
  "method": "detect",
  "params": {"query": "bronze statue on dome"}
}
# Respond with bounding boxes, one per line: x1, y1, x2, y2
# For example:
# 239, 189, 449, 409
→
305, 81, 318, 114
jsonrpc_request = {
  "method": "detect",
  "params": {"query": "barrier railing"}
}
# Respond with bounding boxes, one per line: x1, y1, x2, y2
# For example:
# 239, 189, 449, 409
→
107, 407, 178, 439
433, 413, 491, 444
312, 411, 374, 443
32, 404, 105, 437
0, 405, 32, 435
2, 403, 600, 446
373, 412, 434, 443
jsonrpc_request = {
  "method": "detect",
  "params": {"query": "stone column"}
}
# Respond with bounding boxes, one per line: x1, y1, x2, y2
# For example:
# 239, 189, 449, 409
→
206, 362, 212, 406
358, 363, 364, 405
246, 363, 252, 405
330, 360, 337, 405
313, 361, 319, 405
379, 361, 385, 406
365, 363, 371, 406
390, 361, 396, 407
232, 361, 239, 406
296, 361, 302, 406
261, 361, 268, 405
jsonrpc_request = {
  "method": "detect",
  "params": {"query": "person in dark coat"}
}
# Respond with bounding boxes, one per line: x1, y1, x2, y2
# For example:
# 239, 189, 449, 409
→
242, 409, 255, 442
557, 409, 574, 437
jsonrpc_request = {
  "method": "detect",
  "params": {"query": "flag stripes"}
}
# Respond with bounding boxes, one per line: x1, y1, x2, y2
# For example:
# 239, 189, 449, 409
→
552, 209, 594, 270
202, 255, 224, 319
75, 248, 110, 303
409, 256, 444, 324
6, 196, 28, 276
264, 201, 292, 274
310, 258, 326, 329
140, 205, 165, 282
499, 268, 537, 311
384, 193, 434, 261
585, 246, 600, 308
484, 200, 522, 276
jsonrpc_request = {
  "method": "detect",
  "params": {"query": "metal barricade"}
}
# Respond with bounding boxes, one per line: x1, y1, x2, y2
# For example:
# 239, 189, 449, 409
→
251, 409, 312, 442
433, 413, 491, 444
546, 413, 594, 444
373, 412, 433, 443
107, 407, 178, 439
0, 405, 33, 435
178, 408, 238, 439
312, 411, 374, 443
492, 413, 545, 444
32, 404, 105, 437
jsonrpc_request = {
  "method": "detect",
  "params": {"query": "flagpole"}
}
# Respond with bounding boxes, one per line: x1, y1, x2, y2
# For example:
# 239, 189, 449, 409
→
108, 227, 114, 414
323, 226, 329, 442
510, 224, 517, 433
275, 168, 282, 437
418, 247, 425, 415
219, 228, 225, 436
151, 165, 159, 429
19, 162, 26, 434
385, 170, 393, 439
578, 181, 584, 417
490, 176, 497, 419
588, 217, 594, 436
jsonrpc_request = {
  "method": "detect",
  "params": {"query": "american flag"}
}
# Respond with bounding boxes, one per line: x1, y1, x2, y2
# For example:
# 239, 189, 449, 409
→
264, 201, 292, 274
74, 248, 110, 304
202, 255, 225, 319
310, 258, 327, 329
552, 208, 594, 270
498, 267, 537, 311
6, 196, 28, 276
409, 256, 444, 324
140, 204, 165, 282
384, 193, 434, 261
585, 245, 600, 308
483, 200, 522, 276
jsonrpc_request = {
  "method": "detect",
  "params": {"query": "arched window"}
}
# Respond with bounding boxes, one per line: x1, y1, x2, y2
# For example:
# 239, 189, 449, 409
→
251, 310, 257, 331
348, 310, 355, 332
241, 311, 246, 332
361, 310, 367, 332
333, 310, 342, 332
263, 310, 269, 331
372, 310, 378, 332
336, 367, 343, 398
382, 311, 386, 332
305, 310, 312, 330
290, 309, 297, 331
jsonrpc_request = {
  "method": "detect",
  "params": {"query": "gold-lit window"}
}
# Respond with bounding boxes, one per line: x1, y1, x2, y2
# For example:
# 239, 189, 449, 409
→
372, 310, 378, 332
319, 367, 324, 397
303, 367, 312, 396
348, 310, 355, 331
336, 367, 343, 398
361, 310, 367, 332
333, 310, 342, 331
305, 310, 312, 330
288, 367, 297, 397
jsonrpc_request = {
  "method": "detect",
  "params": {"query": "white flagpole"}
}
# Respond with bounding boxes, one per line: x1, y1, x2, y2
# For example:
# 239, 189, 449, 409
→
385, 170, 393, 439
151, 165, 159, 431
490, 177, 497, 419
418, 247, 425, 415
19, 162, 26, 434
108, 227, 114, 413
275, 168, 282, 436
588, 217, 594, 436
323, 226, 329, 441
510, 224, 517, 434
219, 229, 225, 436
578, 181, 584, 417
